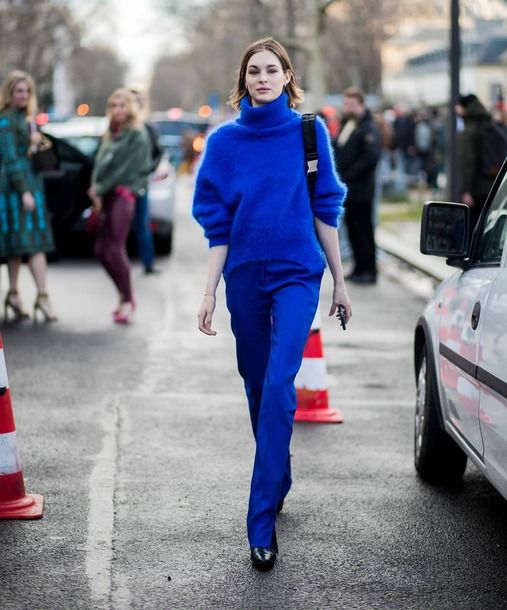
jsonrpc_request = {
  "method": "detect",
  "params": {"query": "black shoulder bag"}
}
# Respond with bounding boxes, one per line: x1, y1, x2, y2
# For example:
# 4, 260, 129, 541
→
302, 113, 318, 197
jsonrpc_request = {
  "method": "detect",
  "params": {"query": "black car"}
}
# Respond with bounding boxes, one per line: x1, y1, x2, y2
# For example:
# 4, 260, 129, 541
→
41, 117, 176, 256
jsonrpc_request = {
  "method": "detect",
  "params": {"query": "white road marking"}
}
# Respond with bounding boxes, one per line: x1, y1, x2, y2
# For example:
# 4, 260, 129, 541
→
85, 396, 119, 609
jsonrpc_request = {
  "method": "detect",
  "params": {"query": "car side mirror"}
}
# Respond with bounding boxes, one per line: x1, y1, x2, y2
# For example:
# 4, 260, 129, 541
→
420, 201, 470, 266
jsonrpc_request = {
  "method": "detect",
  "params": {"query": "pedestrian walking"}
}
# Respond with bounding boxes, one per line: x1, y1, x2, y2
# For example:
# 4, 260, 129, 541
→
193, 37, 350, 571
334, 87, 382, 284
0, 70, 57, 322
88, 88, 150, 324
129, 86, 162, 274
455, 93, 507, 228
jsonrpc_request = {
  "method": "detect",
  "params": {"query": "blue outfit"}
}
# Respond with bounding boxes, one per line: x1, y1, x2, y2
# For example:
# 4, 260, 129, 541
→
193, 92, 347, 550
134, 192, 155, 270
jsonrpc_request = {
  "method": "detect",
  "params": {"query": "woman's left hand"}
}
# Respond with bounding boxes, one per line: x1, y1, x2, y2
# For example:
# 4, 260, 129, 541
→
329, 282, 352, 324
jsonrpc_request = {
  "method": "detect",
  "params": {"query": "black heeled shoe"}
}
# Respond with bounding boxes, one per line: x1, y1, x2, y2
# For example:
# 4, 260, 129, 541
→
250, 547, 277, 571
277, 499, 284, 514
4, 290, 29, 321
33, 292, 58, 322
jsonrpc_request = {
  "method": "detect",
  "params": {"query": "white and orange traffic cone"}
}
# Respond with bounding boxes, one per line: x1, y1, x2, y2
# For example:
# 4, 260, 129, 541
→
295, 310, 343, 423
0, 335, 43, 519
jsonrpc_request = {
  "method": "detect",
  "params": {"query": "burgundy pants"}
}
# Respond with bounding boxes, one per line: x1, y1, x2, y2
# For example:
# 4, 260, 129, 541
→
94, 190, 135, 302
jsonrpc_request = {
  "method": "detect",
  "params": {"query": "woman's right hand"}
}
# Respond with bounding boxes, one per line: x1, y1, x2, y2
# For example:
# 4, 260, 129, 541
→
22, 191, 35, 212
92, 197, 103, 214
197, 295, 217, 335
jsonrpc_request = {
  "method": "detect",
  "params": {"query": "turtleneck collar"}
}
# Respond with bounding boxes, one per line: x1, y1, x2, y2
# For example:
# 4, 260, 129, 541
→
238, 91, 294, 129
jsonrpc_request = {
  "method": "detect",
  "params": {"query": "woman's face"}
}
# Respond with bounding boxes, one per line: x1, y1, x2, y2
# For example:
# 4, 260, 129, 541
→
11, 80, 30, 109
245, 50, 290, 107
110, 98, 129, 124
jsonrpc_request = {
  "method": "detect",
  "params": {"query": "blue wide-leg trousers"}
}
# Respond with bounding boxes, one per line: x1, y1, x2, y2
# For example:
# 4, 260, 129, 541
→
225, 260, 323, 549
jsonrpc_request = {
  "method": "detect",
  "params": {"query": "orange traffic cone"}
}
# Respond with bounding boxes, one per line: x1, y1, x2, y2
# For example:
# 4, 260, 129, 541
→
295, 310, 343, 423
0, 335, 43, 519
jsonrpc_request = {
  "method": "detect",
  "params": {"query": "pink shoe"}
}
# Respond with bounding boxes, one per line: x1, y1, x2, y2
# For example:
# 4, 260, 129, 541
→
113, 301, 135, 324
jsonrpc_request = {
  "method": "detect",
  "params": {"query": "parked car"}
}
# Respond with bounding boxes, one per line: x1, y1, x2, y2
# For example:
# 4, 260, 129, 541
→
42, 117, 176, 255
415, 159, 507, 500
150, 111, 211, 169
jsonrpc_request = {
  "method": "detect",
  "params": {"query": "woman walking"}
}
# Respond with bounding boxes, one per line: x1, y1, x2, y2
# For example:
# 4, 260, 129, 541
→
88, 88, 150, 324
0, 70, 57, 321
193, 38, 351, 570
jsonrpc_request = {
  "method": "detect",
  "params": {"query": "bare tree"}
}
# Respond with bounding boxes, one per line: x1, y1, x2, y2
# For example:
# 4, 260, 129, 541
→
72, 46, 128, 115
151, 0, 419, 110
0, 0, 80, 107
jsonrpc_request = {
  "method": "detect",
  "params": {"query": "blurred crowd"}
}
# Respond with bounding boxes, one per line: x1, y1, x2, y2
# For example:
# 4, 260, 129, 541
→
320, 96, 507, 198
318, 88, 507, 284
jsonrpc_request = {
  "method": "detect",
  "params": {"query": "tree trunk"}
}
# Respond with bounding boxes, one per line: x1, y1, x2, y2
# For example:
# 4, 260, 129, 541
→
305, 2, 328, 110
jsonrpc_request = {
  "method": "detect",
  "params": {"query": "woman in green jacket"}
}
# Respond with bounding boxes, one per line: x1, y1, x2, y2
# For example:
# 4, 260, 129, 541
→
88, 88, 150, 324
0, 70, 56, 321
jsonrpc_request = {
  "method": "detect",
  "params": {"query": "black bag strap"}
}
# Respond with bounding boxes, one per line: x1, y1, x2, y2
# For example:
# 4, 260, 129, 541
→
302, 113, 318, 197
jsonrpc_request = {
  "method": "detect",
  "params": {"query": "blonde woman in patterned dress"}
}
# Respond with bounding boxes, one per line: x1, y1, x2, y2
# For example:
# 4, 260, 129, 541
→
0, 70, 56, 321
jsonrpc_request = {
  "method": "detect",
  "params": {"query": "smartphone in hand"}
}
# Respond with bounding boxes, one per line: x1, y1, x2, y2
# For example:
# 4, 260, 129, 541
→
337, 305, 347, 331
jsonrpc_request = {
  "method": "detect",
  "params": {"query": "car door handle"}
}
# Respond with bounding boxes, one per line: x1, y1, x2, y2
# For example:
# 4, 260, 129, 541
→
471, 301, 481, 330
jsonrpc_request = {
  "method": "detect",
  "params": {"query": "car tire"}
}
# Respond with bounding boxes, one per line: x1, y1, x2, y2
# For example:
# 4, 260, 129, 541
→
414, 345, 467, 484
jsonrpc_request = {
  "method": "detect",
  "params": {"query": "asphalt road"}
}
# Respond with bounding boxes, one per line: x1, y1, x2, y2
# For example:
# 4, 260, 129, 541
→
1, 177, 507, 610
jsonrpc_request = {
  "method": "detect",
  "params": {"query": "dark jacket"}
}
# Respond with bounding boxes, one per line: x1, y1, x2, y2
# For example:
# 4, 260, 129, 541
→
334, 110, 382, 202
458, 98, 493, 201
144, 122, 162, 173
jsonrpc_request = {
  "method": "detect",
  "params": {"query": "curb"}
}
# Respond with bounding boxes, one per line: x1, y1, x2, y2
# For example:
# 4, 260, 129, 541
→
376, 226, 452, 283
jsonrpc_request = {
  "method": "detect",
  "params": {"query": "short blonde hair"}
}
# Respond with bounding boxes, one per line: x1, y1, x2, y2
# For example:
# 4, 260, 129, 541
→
104, 88, 141, 138
0, 70, 38, 120
229, 38, 303, 110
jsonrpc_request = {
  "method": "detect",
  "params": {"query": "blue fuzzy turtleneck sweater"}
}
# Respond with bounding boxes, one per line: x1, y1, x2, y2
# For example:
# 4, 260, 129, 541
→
192, 92, 347, 277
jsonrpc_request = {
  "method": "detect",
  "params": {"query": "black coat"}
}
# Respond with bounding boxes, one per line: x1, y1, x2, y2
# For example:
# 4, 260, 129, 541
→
334, 110, 382, 202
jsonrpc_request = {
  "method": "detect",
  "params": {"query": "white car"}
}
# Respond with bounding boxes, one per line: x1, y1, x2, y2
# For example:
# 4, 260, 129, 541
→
415, 162, 507, 498
43, 117, 176, 254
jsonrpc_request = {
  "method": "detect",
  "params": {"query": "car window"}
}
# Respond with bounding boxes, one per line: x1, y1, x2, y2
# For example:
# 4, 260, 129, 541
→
62, 136, 101, 158
152, 120, 209, 136
476, 171, 507, 265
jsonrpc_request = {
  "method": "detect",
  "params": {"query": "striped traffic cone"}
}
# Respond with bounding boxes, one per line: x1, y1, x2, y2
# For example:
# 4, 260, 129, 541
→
0, 335, 43, 519
295, 310, 343, 423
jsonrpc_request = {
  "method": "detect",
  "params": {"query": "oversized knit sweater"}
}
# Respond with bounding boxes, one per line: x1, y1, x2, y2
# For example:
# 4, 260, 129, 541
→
192, 92, 347, 277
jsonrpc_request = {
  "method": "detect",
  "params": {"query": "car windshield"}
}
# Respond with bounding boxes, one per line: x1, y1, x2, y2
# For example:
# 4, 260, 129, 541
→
61, 136, 101, 158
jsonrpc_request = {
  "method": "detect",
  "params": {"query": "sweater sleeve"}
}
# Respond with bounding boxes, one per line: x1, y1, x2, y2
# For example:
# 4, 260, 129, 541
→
311, 117, 348, 227
0, 115, 29, 195
192, 131, 232, 247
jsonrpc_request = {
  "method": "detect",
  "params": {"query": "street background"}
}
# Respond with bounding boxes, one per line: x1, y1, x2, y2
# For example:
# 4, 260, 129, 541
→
1, 178, 507, 609
2, 0, 507, 608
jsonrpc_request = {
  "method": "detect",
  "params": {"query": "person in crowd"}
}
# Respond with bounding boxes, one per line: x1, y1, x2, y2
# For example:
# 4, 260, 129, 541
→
129, 87, 162, 274
0, 70, 57, 322
88, 88, 150, 324
428, 107, 446, 192
393, 105, 417, 185
193, 37, 350, 571
334, 87, 382, 284
455, 93, 500, 228
413, 109, 435, 187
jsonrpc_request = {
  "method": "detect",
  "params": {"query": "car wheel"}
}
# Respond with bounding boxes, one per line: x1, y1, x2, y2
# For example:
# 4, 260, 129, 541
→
414, 345, 467, 484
